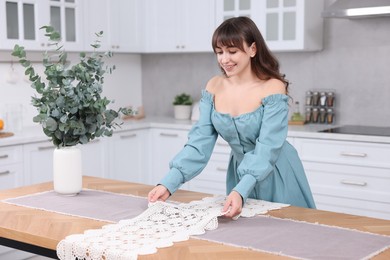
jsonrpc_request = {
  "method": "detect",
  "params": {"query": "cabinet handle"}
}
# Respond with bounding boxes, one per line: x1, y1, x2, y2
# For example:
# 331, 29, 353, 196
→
160, 133, 179, 138
38, 146, 55, 151
216, 167, 227, 172
0, 154, 9, 159
0, 170, 10, 175
340, 152, 367, 158
340, 179, 367, 186
120, 133, 137, 139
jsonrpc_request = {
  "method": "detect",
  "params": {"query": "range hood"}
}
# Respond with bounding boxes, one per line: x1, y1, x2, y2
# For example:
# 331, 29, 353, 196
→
322, 0, 390, 19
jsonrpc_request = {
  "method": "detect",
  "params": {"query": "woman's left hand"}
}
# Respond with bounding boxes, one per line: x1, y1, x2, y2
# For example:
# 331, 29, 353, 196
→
222, 190, 243, 219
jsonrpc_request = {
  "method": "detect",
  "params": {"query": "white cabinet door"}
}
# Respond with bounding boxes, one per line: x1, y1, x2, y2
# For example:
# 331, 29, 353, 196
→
79, 139, 107, 178
23, 140, 55, 185
84, 0, 144, 53
108, 129, 148, 184
108, 0, 144, 53
0, 0, 45, 50
216, 0, 324, 52
149, 128, 189, 189
145, 0, 215, 53
46, 0, 84, 51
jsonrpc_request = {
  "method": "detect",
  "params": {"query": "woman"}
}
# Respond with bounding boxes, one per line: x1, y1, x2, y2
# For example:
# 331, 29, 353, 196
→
148, 17, 315, 219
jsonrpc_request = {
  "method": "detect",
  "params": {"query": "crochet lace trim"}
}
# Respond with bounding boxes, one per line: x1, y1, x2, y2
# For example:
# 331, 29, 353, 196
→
57, 195, 289, 260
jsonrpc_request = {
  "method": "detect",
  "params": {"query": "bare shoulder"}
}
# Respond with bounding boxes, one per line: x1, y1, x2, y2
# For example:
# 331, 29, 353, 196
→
205, 75, 224, 95
263, 78, 287, 95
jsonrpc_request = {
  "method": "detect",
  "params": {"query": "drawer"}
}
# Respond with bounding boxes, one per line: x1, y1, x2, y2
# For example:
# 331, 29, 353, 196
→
0, 164, 22, 190
0, 145, 23, 165
313, 194, 390, 220
304, 161, 390, 203
295, 138, 390, 168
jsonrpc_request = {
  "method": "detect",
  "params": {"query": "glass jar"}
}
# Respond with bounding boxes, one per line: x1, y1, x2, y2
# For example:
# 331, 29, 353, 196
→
305, 107, 312, 123
326, 92, 335, 107
327, 108, 334, 124
312, 91, 320, 106
319, 92, 327, 107
305, 91, 313, 106
319, 108, 326, 123
312, 107, 319, 123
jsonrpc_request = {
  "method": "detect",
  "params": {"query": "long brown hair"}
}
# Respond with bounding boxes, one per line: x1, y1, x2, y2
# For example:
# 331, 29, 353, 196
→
212, 16, 289, 91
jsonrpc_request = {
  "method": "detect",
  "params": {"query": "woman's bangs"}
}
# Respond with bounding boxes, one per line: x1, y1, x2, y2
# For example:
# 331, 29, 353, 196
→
213, 27, 244, 51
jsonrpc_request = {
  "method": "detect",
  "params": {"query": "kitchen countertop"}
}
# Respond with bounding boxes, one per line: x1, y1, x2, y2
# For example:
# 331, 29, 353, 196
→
1, 116, 390, 147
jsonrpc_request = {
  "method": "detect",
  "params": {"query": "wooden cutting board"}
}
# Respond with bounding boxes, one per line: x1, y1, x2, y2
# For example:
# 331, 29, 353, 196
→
0, 132, 14, 138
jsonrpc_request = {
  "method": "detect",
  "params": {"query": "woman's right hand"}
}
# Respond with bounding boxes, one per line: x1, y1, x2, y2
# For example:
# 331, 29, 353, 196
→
148, 185, 170, 203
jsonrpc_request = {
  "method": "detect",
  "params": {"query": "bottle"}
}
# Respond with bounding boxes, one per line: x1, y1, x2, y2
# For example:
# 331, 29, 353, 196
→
319, 92, 327, 107
305, 91, 313, 106
312, 91, 320, 106
326, 92, 335, 107
326, 108, 334, 124
305, 107, 312, 123
291, 101, 304, 121
312, 107, 319, 123
319, 108, 326, 123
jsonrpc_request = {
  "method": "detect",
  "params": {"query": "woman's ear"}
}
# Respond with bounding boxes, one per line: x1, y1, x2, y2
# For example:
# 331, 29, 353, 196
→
250, 42, 257, 57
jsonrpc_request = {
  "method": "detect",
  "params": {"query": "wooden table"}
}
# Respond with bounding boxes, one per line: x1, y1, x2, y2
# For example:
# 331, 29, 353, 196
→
1, 176, 390, 259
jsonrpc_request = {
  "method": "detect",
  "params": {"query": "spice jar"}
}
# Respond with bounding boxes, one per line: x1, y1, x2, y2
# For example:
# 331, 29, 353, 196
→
305, 107, 312, 123
305, 91, 313, 106
326, 92, 335, 107
327, 108, 334, 124
312, 91, 319, 106
319, 92, 327, 107
319, 108, 326, 123
312, 107, 319, 123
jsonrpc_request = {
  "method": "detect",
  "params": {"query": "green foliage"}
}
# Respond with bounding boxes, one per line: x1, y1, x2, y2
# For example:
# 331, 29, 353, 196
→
12, 26, 131, 148
173, 93, 193, 106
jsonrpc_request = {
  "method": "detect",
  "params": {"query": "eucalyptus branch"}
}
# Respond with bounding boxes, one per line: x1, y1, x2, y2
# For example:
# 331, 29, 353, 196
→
12, 26, 131, 148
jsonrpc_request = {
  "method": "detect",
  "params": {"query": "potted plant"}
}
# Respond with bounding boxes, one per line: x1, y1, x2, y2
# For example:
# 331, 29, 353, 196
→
11, 26, 130, 195
173, 93, 193, 120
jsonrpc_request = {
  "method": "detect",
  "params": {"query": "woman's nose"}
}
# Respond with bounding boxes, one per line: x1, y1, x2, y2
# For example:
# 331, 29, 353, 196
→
220, 53, 230, 63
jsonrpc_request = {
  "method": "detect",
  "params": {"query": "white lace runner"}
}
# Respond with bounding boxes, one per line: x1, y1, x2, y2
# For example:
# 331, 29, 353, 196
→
56, 195, 289, 260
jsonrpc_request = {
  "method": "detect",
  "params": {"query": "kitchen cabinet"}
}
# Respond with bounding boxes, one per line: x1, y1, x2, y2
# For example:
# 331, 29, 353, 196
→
0, 145, 23, 190
23, 140, 55, 185
108, 129, 149, 184
0, 0, 84, 51
216, 0, 324, 52
295, 137, 390, 220
149, 128, 189, 189
79, 139, 107, 178
144, 0, 215, 52
84, 0, 144, 53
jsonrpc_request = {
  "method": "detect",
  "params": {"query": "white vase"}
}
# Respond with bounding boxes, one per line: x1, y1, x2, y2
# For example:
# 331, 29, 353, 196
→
174, 105, 192, 120
53, 146, 82, 196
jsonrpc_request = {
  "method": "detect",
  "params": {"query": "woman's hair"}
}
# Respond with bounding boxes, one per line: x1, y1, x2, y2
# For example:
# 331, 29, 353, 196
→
212, 16, 289, 91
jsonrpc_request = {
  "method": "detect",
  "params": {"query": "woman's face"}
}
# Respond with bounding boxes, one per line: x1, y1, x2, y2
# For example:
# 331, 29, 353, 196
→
214, 42, 255, 77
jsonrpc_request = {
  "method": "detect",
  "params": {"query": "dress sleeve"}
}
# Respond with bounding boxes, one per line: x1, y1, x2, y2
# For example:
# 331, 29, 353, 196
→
159, 90, 218, 194
233, 94, 289, 201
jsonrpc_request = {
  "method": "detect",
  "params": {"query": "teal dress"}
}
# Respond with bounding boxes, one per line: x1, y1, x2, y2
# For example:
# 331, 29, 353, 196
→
160, 90, 316, 208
